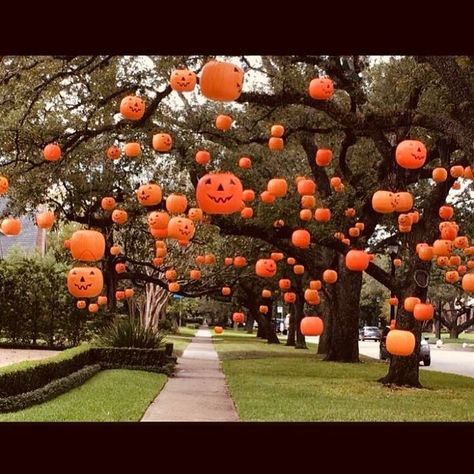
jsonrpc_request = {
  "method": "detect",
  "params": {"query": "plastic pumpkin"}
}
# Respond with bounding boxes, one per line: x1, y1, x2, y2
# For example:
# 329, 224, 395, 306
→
304, 289, 320, 304
294, 264, 305, 275
355, 222, 365, 231
315, 149, 332, 166
267, 178, 288, 197
168, 282, 180, 293
255, 259, 277, 277
348, 227, 360, 237
345, 208, 356, 218
297, 179, 316, 196
242, 189, 255, 202
196, 173, 243, 214
43, 143, 61, 161
271, 124, 284, 137
120, 95, 145, 120
214, 326, 224, 334
101, 197, 116, 211
124, 142, 141, 157
1, 218, 21, 236
284, 292, 296, 303
190, 269, 201, 280
106, 145, 121, 160
450, 165, 464, 178
232, 312, 245, 324
0, 176, 9, 194
301, 195, 316, 209
166, 194, 188, 214
112, 209, 128, 225
432, 167, 447, 182
309, 280, 322, 290
291, 229, 310, 248
215, 115, 233, 130
279, 279, 291, 291
195, 255, 205, 265
445, 270, 459, 283
300, 316, 324, 336
205, 254, 216, 265
115, 263, 126, 273
224, 257, 233, 266
239, 157, 252, 169
386, 330, 415, 356
168, 217, 195, 241
70, 230, 105, 262
309, 77, 334, 100
152, 133, 173, 152
372, 191, 396, 213
454, 236, 469, 249
388, 297, 399, 306
200, 60, 244, 102
299, 209, 312, 221
268, 137, 284, 150
170, 69, 197, 92
136, 183, 162, 206
271, 252, 284, 261
125, 288, 134, 299
188, 208, 203, 222
345, 250, 373, 271
165, 269, 177, 281
36, 211, 55, 230
97, 296, 108, 306
462, 273, 474, 292
67, 267, 103, 298
413, 303, 434, 321
262, 289, 272, 298
76, 300, 86, 310
404, 297, 421, 312
222, 287, 231, 296
233, 256, 247, 267
195, 150, 211, 165
148, 211, 170, 229
259, 305, 269, 314
439, 206, 454, 220
88, 303, 99, 313
437, 256, 449, 266
323, 269, 338, 284
330, 177, 342, 188
314, 208, 331, 222
287, 257, 296, 265
433, 239, 453, 256
273, 219, 285, 228
395, 140, 427, 169
260, 191, 276, 204
449, 255, 461, 266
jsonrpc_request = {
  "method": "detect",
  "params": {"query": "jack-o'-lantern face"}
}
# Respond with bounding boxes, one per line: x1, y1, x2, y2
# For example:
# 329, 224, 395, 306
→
309, 77, 334, 100
200, 61, 245, 102
167, 217, 195, 241
120, 95, 145, 121
255, 259, 277, 278
152, 133, 173, 152
148, 211, 169, 229
101, 197, 116, 211
395, 140, 427, 169
136, 183, 162, 206
398, 213, 412, 227
170, 69, 197, 92
67, 267, 103, 298
188, 207, 203, 222
0, 176, 9, 194
196, 172, 243, 214
112, 209, 128, 225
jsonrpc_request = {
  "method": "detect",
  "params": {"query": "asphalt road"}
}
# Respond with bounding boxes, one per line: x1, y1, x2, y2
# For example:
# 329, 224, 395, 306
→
358, 340, 474, 378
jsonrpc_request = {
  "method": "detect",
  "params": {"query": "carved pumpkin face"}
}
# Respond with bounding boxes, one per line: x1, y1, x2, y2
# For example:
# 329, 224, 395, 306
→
395, 140, 427, 169
188, 207, 203, 222
200, 60, 244, 101
101, 197, 116, 211
170, 69, 197, 92
148, 211, 170, 229
255, 259, 277, 277
106, 146, 121, 160
67, 267, 103, 298
309, 77, 334, 100
112, 209, 128, 225
136, 183, 162, 206
196, 172, 243, 214
120, 95, 145, 120
167, 217, 195, 241
152, 133, 173, 152
0, 176, 9, 194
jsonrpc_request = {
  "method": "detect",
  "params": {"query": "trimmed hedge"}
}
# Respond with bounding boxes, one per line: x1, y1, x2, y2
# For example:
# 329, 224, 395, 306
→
0, 344, 175, 412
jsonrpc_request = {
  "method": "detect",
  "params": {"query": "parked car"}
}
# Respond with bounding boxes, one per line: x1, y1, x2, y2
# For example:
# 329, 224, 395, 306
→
359, 326, 382, 341
380, 337, 431, 366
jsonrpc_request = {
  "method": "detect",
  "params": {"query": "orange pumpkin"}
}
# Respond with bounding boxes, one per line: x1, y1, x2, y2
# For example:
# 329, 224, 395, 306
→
395, 140, 427, 169
190, 269, 201, 280
450, 165, 464, 178
111, 209, 128, 225
348, 227, 360, 237
239, 157, 252, 169
152, 133, 173, 152
393, 258, 402, 267
315, 149, 333, 166
394, 192, 413, 212
233, 256, 247, 267
413, 303, 434, 321
386, 330, 415, 356
462, 273, 474, 292
284, 292, 296, 303
67, 267, 103, 298
458, 265, 467, 275
259, 305, 269, 314
262, 289, 272, 298
297, 179, 316, 196
330, 177, 342, 188
106, 146, 121, 160
88, 303, 99, 313
440, 225, 458, 241
372, 191, 396, 213
200, 60, 244, 101
260, 191, 276, 204
439, 206, 454, 220
464, 166, 474, 179
195, 255, 205, 265
314, 208, 331, 222
408, 211, 420, 224
76, 300, 86, 310
43, 143, 61, 161
97, 296, 108, 306
196, 173, 243, 214
294, 264, 305, 275
214, 326, 224, 334
115, 263, 126, 273
398, 214, 412, 227
255, 259, 277, 277
309, 280, 322, 290
449, 255, 461, 266
453, 236, 468, 249
168, 282, 180, 293
271, 252, 284, 261
168, 217, 195, 241
437, 256, 449, 266
345, 250, 372, 271
188, 208, 203, 222
1, 218, 21, 236
205, 254, 216, 265
136, 183, 162, 206
445, 270, 459, 283
267, 178, 288, 197
268, 137, 284, 150
36, 211, 55, 230
432, 167, 447, 182
304, 289, 320, 304
345, 208, 356, 218
355, 222, 365, 231
222, 286, 231, 296
0, 176, 9, 194
124, 142, 141, 157
323, 269, 338, 284
273, 219, 285, 228
120, 95, 145, 120
125, 288, 134, 299
148, 211, 170, 229
299, 209, 312, 221
215, 114, 233, 130
300, 316, 324, 336
287, 257, 296, 265
433, 239, 453, 256
388, 297, 399, 306
166, 194, 188, 214
165, 269, 177, 281
224, 257, 233, 266
404, 297, 421, 312
301, 195, 316, 209
170, 69, 197, 92
270, 124, 284, 137
309, 77, 334, 100
70, 230, 105, 262
291, 229, 310, 248
195, 150, 211, 165
279, 279, 291, 291
232, 312, 245, 324
242, 189, 255, 202
153, 257, 164, 266
101, 197, 116, 211
155, 247, 167, 258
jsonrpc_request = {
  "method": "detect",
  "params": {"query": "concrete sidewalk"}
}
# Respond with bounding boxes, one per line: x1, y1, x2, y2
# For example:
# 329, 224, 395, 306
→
141, 327, 239, 422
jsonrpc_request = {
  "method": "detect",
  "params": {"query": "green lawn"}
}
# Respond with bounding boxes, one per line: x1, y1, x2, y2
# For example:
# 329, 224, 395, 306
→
0, 369, 166, 422
165, 326, 197, 357
214, 332, 474, 421
423, 332, 474, 346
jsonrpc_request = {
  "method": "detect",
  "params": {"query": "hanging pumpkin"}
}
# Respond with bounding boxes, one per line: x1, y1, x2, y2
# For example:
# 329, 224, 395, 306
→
279, 279, 291, 291
239, 157, 252, 169
168, 217, 195, 241
120, 95, 145, 120
255, 259, 277, 277
136, 183, 162, 206
152, 133, 173, 152
233, 256, 247, 267
259, 305, 269, 314
432, 167, 447, 182
301, 195, 316, 209
439, 206, 454, 220
88, 303, 99, 313
232, 312, 245, 324
190, 269, 201, 280
345, 208, 356, 218
222, 287, 231, 296
404, 297, 421, 312
106, 145, 121, 160
168, 282, 180, 293
345, 250, 373, 271
124, 142, 141, 157
215, 115, 233, 130
67, 267, 103, 298
315, 149, 333, 166
200, 60, 244, 101
393, 258, 402, 267
166, 194, 188, 214
267, 178, 288, 197
386, 330, 415, 356
294, 264, 305, 275
291, 229, 311, 248
271, 252, 284, 261
111, 209, 128, 225
304, 289, 320, 305
394, 192, 413, 212
310, 280, 322, 290
273, 219, 285, 228
195, 150, 211, 165
155, 247, 167, 258
165, 269, 177, 281
372, 191, 396, 213
196, 172, 243, 214
125, 288, 134, 299
445, 270, 459, 283
309, 77, 334, 100
148, 211, 170, 229
287, 257, 296, 265
348, 227, 360, 237
437, 256, 449, 266
188, 208, 203, 222
115, 263, 126, 273
260, 191, 276, 204
70, 230, 105, 262
297, 179, 316, 196
299, 209, 312, 221
450, 165, 464, 178
284, 292, 296, 303
271, 124, 284, 137
432, 239, 453, 256
462, 273, 474, 292
36, 211, 55, 230
262, 289, 272, 298
224, 257, 233, 266
214, 326, 224, 334
268, 137, 284, 150
330, 177, 342, 188
170, 69, 197, 92
242, 189, 255, 202
205, 254, 216, 265
314, 208, 331, 222
449, 255, 461, 266
43, 143, 61, 161
195, 255, 205, 265
76, 300, 86, 310
413, 303, 434, 321
388, 297, 399, 306
323, 269, 338, 284
355, 222, 365, 231
458, 265, 467, 275
0, 176, 9, 194
395, 140, 427, 169
101, 197, 116, 211
1, 218, 21, 236
300, 316, 324, 336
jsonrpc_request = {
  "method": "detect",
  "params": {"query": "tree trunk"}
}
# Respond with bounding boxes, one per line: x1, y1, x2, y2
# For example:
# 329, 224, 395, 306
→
256, 313, 266, 338
449, 327, 460, 339
245, 314, 254, 333
324, 255, 362, 362
294, 281, 307, 349
262, 302, 280, 344
136, 281, 169, 330
317, 291, 332, 354
286, 305, 295, 346
104, 230, 117, 312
